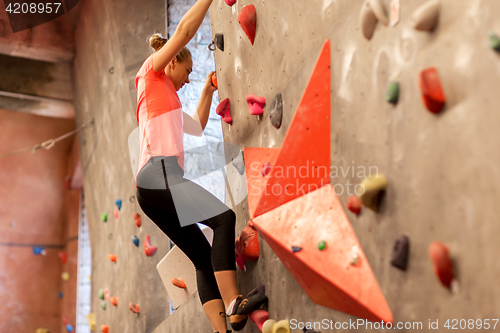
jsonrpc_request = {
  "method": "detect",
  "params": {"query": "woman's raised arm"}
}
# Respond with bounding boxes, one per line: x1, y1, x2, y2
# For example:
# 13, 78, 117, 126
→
152, 0, 214, 72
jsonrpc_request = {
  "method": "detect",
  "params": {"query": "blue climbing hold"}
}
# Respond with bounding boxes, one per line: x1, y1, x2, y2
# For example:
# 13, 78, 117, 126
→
131, 235, 139, 247
58, 292, 63, 298
115, 199, 122, 211
66, 324, 74, 332
292, 246, 302, 253
33, 246, 45, 255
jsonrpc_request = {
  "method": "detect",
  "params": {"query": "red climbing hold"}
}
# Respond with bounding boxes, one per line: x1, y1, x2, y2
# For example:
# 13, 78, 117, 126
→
347, 196, 362, 214
171, 277, 187, 289
261, 161, 272, 176
428, 241, 455, 288
110, 296, 118, 307
133, 213, 141, 228
225, 0, 236, 6
419, 67, 446, 113
114, 208, 119, 220
216, 98, 232, 125
100, 325, 110, 333
246, 94, 266, 116
108, 254, 117, 263
58, 251, 68, 264
239, 226, 259, 261
250, 309, 269, 332
235, 238, 246, 270
144, 235, 158, 256
238, 5, 257, 45
129, 302, 141, 314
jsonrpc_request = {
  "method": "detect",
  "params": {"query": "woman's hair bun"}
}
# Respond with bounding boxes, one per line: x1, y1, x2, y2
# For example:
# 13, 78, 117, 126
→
148, 33, 167, 52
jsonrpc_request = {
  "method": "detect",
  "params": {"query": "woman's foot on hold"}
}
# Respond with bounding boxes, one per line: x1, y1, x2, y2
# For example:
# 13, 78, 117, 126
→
224, 293, 268, 331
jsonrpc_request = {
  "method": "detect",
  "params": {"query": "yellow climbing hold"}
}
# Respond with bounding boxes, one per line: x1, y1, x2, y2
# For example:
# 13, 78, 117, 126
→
272, 320, 291, 333
358, 174, 387, 211
86, 313, 96, 331
36, 329, 50, 333
61, 272, 70, 281
262, 319, 277, 333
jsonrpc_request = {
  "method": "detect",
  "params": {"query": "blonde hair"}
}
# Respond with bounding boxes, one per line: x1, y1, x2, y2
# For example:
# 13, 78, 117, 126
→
148, 33, 192, 63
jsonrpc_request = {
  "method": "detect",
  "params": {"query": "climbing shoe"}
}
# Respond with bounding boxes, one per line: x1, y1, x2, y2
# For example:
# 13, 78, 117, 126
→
224, 293, 268, 331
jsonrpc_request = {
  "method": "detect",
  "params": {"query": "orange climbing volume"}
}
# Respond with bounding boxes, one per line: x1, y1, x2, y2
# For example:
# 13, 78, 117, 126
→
244, 40, 331, 219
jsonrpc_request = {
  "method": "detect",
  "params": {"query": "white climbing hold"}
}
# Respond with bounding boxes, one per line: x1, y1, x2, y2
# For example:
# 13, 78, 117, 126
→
410, 0, 441, 32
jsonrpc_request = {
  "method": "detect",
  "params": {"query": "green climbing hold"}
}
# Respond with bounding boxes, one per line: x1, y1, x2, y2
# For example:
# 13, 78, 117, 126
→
98, 288, 105, 300
101, 212, 107, 222
317, 241, 327, 250
385, 81, 400, 104
490, 32, 500, 51
100, 301, 107, 310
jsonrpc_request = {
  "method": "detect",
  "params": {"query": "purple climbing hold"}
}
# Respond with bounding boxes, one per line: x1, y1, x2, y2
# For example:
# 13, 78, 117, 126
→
391, 235, 409, 270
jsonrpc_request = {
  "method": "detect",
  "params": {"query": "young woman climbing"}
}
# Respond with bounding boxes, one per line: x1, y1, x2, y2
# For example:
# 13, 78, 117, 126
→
134, 1, 267, 332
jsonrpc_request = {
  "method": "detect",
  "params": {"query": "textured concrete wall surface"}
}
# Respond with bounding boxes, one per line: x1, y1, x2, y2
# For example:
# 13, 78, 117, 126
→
204, 0, 500, 332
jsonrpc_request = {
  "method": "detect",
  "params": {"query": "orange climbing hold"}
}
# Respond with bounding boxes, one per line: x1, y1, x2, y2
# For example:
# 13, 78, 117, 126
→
252, 183, 393, 323
250, 309, 268, 332
108, 254, 117, 263
144, 235, 158, 256
216, 98, 232, 125
129, 302, 141, 314
100, 325, 110, 333
428, 241, 455, 288
110, 296, 118, 306
347, 195, 362, 214
133, 213, 141, 228
212, 73, 218, 88
238, 5, 257, 45
239, 226, 259, 261
246, 94, 266, 116
244, 40, 331, 219
419, 67, 446, 113
171, 277, 187, 289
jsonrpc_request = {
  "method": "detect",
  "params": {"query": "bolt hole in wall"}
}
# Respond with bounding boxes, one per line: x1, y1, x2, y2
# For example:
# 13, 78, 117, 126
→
167, 0, 224, 314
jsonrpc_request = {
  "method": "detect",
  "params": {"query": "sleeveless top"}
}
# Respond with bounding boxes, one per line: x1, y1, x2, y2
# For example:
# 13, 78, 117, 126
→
135, 54, 185, 184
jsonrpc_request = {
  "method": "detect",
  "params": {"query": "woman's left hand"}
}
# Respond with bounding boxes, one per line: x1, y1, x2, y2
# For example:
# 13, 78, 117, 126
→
204, 71, 218, 94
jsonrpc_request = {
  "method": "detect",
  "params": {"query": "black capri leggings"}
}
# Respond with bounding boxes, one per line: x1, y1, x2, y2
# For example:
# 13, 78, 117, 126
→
136, 155, 236, 305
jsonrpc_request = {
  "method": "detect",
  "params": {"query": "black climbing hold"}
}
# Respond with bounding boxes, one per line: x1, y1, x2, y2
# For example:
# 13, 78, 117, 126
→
130, 195, 136, 203
390, 235, 409, 270
292, 246, 302, 253
303, 328, 321, 333
109, 67, 114, 74
215, 33, 224, 51
269, 93, 283, 129
246, 284, 265, 298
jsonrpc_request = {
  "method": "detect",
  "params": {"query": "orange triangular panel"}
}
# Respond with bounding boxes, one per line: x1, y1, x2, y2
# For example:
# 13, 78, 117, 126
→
252, 183, 393, 323
243, 147, 280, 219
253, 40, 331, 218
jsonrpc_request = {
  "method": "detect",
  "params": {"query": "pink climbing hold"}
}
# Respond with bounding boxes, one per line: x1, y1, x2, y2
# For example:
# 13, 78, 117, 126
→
62, 315, 68, 325
225, 0, 236, 6
261, 161, 272, 176
246, 94, 266, 116
129, 302, 141, 314
216, 98, 232, 125
133, 212, 142, 228
144, 235, 158, 257
250, 309, 269, 332
114, 208, 119, 220
419, 67, 446, 113
171, 277, 187, 289
58, 251, 68, 264
347, 195, 362, 214
104, 288, 109, 300
428, 241, 455, 289
238, 5, 257, 45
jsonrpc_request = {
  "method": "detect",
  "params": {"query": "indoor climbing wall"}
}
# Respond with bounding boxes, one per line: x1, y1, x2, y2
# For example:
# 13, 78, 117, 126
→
200, 0, 500, 331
